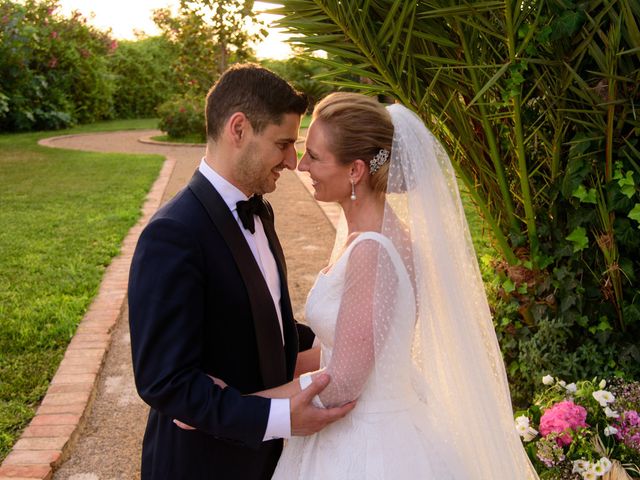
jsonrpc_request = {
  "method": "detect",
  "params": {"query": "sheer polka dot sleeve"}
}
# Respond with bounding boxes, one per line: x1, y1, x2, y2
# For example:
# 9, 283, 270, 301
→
300, 237, 399, 408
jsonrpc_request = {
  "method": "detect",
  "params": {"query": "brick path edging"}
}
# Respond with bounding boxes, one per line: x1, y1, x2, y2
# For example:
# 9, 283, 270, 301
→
137, 134, 205, 148
0, 155, 176, 480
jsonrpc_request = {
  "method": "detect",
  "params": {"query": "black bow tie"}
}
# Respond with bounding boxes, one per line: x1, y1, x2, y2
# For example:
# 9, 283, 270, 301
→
236, 195, 269, 234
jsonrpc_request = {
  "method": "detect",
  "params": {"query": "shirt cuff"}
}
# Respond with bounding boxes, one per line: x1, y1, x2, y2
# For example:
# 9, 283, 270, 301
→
299, 372, 325, 408
262, 398, 291, 441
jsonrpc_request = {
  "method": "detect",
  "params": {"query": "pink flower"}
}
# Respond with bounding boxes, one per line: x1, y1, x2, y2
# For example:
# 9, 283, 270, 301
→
48, 56, 58, 68
539, 400, 588, 446
51, 31, 58, 39
614, 410, 640, 453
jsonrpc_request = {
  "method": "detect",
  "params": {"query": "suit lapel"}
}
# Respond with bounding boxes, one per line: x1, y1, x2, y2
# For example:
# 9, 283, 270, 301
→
188, 171, 287, 388
261, 205, 299, 380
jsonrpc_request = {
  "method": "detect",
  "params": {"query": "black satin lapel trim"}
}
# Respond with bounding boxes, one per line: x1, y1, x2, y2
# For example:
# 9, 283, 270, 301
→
188, 171, 287, 388
261, 203, 287, 280
261, 202, 299, 379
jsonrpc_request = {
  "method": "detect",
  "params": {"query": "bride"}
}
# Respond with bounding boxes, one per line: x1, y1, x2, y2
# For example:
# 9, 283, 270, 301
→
264, 92, 538, 479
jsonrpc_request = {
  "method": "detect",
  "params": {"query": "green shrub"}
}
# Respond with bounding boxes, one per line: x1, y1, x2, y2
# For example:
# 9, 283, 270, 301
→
262, 57, 333, 111
0, 0, 115, 131
109, 37, 179, 119
157, 94, 205, 140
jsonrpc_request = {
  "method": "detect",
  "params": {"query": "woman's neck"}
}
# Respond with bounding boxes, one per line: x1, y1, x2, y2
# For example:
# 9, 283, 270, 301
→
340, 192, 385, 235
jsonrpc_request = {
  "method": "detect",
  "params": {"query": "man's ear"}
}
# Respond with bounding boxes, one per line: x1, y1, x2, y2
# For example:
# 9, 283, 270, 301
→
350, 159, 368, 184
226, 112, 250, 147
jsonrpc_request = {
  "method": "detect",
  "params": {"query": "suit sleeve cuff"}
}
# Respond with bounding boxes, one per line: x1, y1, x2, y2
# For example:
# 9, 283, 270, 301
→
262, 398, 291, 441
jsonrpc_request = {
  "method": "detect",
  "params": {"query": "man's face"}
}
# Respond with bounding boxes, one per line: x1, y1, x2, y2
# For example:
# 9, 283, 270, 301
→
234, 113, 301, 195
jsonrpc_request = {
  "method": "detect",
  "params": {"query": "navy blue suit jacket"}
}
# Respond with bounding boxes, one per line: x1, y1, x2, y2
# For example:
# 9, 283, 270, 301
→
128, 171, 314, 479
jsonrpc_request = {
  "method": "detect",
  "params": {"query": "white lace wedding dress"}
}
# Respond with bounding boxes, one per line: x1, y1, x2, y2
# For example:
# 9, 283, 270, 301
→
272, 231, 469, 479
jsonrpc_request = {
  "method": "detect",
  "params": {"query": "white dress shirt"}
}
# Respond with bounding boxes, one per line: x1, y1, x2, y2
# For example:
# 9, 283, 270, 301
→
198, 159, 291, 441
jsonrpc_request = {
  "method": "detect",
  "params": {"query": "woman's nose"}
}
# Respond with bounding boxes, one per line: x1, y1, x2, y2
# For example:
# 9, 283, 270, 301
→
298, 153, 310, 172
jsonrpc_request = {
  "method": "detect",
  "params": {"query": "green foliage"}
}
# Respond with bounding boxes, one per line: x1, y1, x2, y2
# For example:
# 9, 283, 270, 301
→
153, 0, 264, 96
262, 56, 334, 111
108, 37, 180, 119
265, 0, 640, 403
0, 0, 117, 131
0, 120, 162, 461
157, 93, 205, 140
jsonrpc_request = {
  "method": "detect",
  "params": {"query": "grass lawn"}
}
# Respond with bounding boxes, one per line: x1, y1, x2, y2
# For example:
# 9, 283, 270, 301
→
0, 118, 163, 461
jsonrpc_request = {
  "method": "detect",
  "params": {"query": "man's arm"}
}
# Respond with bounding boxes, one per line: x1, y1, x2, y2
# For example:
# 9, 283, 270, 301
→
296, 322, 316, 351
128, 217, 269, 449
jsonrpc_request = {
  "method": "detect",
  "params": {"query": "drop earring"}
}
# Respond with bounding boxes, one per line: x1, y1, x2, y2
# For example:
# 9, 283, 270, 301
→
350, 179, 357, 201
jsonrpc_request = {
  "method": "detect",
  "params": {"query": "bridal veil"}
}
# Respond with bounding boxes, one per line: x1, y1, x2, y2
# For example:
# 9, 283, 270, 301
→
378, 104, 538, 478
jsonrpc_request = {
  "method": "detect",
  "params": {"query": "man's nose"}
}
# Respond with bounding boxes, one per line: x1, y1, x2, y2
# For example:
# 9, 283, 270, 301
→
283, 145, 297, 170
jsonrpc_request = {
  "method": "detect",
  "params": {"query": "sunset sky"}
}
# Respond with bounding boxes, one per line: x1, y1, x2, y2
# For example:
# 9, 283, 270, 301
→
56, 1, 292, 59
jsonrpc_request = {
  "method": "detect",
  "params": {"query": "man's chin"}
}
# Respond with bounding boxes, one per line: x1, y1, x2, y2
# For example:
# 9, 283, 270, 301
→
256, 182, 277, 195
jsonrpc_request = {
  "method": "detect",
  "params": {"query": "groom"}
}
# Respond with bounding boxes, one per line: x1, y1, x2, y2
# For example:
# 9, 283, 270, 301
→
128, 64, 352, 479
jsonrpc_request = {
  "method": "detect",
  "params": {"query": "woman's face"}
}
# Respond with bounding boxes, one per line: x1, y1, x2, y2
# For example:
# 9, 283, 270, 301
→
298, 120, 352, 203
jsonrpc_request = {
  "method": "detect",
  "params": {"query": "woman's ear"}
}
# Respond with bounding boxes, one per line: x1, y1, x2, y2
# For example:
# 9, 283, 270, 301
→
226, 112, 249, 146
350, 159, 368, 184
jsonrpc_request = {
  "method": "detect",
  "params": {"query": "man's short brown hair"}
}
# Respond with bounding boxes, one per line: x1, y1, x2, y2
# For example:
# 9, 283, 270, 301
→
205, 63, 308, 141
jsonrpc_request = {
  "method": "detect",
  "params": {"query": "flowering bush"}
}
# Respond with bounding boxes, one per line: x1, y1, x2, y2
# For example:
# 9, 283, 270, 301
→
156, 94, 205, 141
515, 376, 640, 479
0, 0, 117, 131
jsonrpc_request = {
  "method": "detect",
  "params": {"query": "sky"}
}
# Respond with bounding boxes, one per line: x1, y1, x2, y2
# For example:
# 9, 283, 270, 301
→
56, 1, 293, 60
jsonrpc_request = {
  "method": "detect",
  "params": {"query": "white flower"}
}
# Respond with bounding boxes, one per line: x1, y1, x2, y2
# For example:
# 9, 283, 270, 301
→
604, 425, 618, 436
604, 406, 619, 418
542, 375, 554, 385
559, 380, 567, 387
522, 427, 538, 442
592, 390, 615, 407
516, 415, 538, 442
573, 459, 589, 474
514, 417, 538, 442
581, 471, 597, 480
599, 379, 607, 389
596, 457, 612, 474
565, 382, 577, 393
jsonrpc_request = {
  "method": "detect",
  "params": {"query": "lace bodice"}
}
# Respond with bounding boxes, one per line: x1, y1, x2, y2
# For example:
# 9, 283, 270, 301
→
302, 231, 418, 410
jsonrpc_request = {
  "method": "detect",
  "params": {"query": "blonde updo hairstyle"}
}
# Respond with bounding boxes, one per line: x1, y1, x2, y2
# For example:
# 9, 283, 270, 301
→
312, 92, 394, 197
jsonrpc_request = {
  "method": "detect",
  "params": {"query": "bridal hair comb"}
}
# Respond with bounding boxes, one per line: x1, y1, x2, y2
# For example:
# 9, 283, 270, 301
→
369, 148, 390, 174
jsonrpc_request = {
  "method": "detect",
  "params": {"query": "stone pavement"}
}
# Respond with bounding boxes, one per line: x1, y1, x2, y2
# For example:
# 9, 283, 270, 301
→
0, 130, 338, 479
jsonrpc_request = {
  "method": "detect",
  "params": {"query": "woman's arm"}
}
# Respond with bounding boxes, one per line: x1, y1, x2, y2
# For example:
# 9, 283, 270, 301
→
294, 346, 321, 378
300, 239, 398, 408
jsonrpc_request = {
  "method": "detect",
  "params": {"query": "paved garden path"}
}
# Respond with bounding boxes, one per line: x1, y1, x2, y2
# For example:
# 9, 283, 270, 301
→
2, 130, 338, 480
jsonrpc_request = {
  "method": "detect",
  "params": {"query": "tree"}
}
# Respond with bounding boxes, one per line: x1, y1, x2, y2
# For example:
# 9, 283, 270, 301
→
153, 0, 266, 95
263, 0, 640, 404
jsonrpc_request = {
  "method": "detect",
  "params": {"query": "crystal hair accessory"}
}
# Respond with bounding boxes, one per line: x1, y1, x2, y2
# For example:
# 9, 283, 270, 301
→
369, 148, 390, 174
